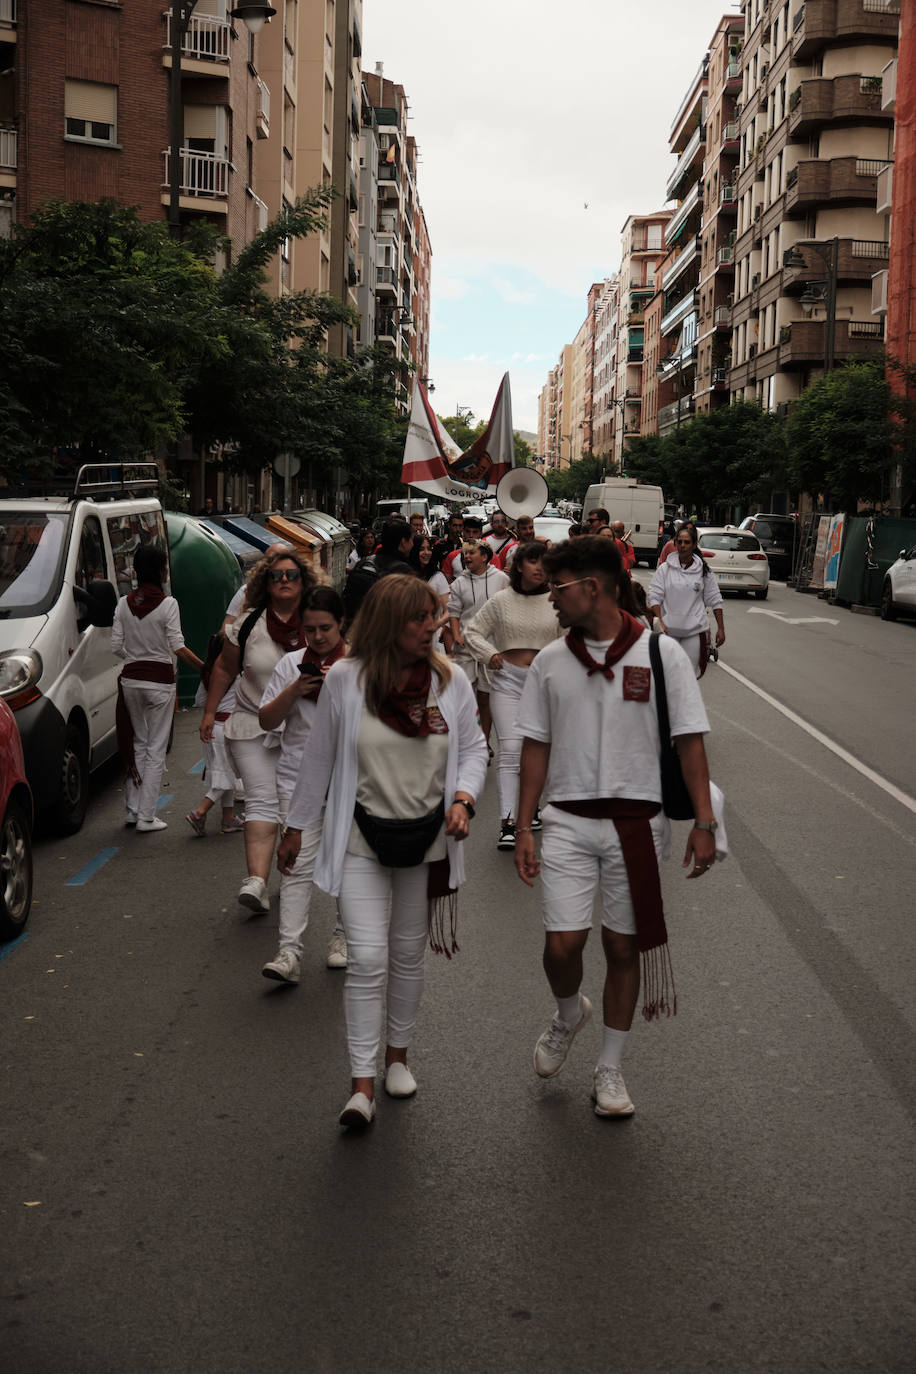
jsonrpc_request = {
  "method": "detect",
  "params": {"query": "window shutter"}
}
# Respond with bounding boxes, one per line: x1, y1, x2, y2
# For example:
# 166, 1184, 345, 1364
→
65, 81, 117, 124
184, 106, 217, 139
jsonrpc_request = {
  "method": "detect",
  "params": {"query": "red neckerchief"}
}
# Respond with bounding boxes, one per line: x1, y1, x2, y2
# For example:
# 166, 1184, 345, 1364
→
265, 604, 306, 652
565, 612, 644, 679
299, 639, 345, 695
126, 584, 166, 620
377, 662, 449, 738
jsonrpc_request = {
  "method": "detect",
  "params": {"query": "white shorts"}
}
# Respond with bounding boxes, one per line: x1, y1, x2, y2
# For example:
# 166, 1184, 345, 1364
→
539, 804, 666, 936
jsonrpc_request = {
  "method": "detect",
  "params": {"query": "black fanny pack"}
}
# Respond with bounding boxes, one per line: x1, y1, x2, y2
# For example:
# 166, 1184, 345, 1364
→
353, 799, 445, 868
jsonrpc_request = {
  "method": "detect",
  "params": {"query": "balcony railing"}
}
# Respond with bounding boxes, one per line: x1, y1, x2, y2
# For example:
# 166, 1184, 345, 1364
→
714, 305, 731, 326
882, 58, 897, 114
0, 126, 16, 169
660, 290, 698, 337
666, 122, 706, 201
662, 235, 698, 292
375, 266, 397, 293
378, 214, 399, 240
666, 182, 700, 242
163, 11, 230, 63
876, 162, 893, 214
721, 122, 739, 144
162, 148, 230, 198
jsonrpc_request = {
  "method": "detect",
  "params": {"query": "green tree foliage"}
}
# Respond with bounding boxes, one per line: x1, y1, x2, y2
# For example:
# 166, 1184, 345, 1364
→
785, 359, 898, 513
545, 455, 613, 503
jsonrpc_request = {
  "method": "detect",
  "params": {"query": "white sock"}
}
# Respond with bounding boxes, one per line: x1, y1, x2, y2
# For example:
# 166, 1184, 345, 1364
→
598, 1026, 629, 1069
556, 993, 582, 1027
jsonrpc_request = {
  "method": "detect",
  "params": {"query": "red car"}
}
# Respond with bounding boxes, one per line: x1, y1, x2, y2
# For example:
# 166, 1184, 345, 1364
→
0, 697, 33, 940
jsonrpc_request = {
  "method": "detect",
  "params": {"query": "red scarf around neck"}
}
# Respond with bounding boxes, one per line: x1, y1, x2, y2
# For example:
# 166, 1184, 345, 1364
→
265, 604, 306, 652
377, 662, 449, 738
299, 639, 345, 695
565, 611, 644, 678
126, 584, 166, 619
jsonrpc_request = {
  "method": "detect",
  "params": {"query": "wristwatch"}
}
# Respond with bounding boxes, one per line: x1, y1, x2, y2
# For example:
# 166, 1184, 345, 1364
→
454, 799, 475, 819
693, 820, 718, 834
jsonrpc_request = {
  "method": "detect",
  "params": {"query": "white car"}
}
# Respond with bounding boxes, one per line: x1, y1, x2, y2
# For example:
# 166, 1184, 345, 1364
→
533, 516, 573, 546
696, 527, 770, 599
881, 545, 916, 620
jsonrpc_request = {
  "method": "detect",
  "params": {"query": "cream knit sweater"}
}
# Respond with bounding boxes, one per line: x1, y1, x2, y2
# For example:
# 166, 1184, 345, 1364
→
464, 587, 562, 665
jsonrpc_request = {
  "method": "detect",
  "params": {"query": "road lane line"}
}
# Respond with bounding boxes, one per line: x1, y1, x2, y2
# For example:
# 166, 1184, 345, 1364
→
66, 847, 120, 887
717, 662, 916, 817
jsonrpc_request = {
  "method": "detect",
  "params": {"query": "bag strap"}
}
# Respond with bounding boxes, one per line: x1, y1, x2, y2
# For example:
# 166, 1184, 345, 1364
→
236, 605, 264, 673
648, 632, 672, 748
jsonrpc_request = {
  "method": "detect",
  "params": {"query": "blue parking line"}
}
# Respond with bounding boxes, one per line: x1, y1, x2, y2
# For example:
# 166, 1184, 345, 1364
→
0, 931, 28, 962
66, 847, 119, 887
188, 759, 205, 776
155, 793, 174, 813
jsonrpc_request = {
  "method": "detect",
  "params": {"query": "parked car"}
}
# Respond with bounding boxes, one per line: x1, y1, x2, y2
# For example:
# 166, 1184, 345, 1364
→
533, 516, 573, 546
0, 697, 33, 941
738, 513, 798, 580
880, 545, 916, 620
697, 528, 770, 598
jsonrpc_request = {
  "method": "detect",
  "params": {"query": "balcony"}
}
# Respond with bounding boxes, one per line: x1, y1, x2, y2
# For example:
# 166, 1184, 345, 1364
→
719, 184, 738, 211
882, 58, 897, 115
714, 305, 732, 328
724, 59, 742, 89
666, 182, 701, 243
788, 74, 886, 136
792, 0, 901, 62
712, 367, 729, 387
666, 122, 706, 202
161, 148, 229, 202
783, 237, 890, 291
783, 156, 884, 213
660, 291, 698, 336
256, 79, 270, 139
163, 11, 230, 65
377, 213, 400, 241
658, 396, 696, 432
721, 121, 739, 147
0, 126, 16, 170
876, 161, 893, 214
777, 316, 885, 367
871, 269, 888, 316
662, 235, 699, 293
716, 245, 735, 270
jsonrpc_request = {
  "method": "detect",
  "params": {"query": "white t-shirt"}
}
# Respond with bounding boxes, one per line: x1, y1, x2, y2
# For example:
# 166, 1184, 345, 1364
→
111, 595, 185, 666
259, 650, 319, 796
516, 630, 709, 806
225, 611, 292, 738
225, 585, 247, 622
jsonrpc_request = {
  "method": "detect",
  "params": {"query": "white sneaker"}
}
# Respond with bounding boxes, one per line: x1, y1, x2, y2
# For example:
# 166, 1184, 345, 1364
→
136, 817, 167, 833
238, 875, 269, 913
533, 995, 592, 1078
338, 1092, 375, 1128
326, 929, 348, 969
593, 1064, 635, 1117
125, 810, 137, 827
384, 1062, 417, 1098
262, 950, 300, 984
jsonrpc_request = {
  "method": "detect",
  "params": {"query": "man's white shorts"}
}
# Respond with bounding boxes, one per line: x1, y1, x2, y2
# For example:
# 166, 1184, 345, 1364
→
539, 804, 667, 935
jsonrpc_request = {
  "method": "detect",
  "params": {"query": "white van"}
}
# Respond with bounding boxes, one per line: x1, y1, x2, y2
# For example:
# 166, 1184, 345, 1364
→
582, 478, 665, 566
375, 497, 431, 530
0, 464, 167, 832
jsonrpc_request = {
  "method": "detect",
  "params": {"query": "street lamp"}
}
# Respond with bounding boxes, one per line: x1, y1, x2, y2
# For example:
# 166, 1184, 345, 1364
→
782, 237, 839, 374
168, 3, 276, 236
456, 404, 474, 426
419, 376, 435, 393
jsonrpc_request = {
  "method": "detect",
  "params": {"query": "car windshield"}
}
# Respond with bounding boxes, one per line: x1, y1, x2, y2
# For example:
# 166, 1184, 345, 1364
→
701, 533, 760, 552
0, 513, 69, 618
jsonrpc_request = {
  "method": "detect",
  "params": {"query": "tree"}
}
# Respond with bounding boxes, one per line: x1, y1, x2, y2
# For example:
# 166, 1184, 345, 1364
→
545, 455, 606, 502
786, 358, 899, 513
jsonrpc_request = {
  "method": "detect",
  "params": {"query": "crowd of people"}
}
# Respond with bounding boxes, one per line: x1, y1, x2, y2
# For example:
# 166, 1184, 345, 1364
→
111, 506, 724, 1132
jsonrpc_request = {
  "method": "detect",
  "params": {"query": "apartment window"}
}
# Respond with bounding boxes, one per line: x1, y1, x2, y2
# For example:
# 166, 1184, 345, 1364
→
65, 81, 117, 145
285, 0, 297, 51
283, 95, 294, 153
647, 223, 662, 250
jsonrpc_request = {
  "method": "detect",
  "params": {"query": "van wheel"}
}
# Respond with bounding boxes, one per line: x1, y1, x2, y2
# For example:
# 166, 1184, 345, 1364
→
0, 798, 33, 940
52, 723, 89, 835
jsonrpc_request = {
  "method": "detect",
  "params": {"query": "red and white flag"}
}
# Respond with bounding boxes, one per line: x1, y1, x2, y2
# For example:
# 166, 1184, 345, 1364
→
400, 375, 515, 501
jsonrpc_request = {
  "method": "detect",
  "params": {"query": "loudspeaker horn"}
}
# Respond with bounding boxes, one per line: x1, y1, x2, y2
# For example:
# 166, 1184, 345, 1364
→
495, 467, 549, 521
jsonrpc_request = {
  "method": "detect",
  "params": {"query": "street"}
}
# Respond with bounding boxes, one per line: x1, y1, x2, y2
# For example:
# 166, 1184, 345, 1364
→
2, 578, 915, 1374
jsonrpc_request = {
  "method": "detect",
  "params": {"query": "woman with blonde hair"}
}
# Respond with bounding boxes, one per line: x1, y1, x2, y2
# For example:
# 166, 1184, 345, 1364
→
201, 546, 317, 912
278, 574, 488, 1129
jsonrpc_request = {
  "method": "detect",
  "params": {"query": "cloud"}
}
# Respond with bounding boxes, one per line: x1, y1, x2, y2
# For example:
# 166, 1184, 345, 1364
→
491, 276, 537, 307
435, 275, 471, 301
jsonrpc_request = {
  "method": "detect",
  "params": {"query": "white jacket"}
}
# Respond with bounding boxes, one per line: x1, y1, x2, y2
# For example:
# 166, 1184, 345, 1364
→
285, 657, 489, 896
648, 552, 723, 638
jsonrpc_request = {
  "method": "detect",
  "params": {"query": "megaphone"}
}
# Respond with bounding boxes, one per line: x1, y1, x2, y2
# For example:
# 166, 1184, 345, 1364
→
495, 468, 549, 522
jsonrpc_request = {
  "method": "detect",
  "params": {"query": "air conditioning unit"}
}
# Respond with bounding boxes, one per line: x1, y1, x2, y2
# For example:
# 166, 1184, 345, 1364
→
754, 204, 762, 221
752, 272, 761, 288
726, 292, 734, 306
748, 343, 757, 359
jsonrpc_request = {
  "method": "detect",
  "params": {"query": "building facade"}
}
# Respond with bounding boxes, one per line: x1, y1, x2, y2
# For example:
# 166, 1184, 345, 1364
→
615, 212, 670, 467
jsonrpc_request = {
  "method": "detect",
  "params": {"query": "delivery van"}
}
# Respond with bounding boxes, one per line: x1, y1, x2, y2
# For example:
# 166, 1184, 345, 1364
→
581, 479, 665, 565
0, 463, 167, 832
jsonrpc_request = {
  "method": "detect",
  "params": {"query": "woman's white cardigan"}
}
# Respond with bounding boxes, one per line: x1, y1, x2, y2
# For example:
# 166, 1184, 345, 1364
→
648, 552, 723, 638
285, 657, 489, 897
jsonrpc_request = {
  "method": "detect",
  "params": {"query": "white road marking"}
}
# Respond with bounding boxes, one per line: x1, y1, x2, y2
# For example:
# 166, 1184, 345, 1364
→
717, 661, 916, 817
747, 608, 839, 625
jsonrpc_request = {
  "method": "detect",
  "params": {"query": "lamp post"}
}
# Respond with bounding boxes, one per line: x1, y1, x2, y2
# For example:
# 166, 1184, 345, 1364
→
419, 376, 435, 393
782, 237, 839, 374
168, 3, 276, 237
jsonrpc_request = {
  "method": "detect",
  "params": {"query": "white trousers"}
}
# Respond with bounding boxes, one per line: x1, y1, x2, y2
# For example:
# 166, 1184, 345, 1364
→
226, 734, 279, 822
121, 681, 175, 823
338, 854, 429, 1077
488, 663, 528, 820
276, 794, 324, 955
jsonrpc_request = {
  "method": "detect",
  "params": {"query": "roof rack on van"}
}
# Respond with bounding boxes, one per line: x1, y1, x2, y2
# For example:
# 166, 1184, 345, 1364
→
74, 463, 160, 499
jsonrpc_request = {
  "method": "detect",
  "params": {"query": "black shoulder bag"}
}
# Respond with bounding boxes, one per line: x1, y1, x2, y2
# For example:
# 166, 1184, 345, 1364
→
648, 632, 694, 821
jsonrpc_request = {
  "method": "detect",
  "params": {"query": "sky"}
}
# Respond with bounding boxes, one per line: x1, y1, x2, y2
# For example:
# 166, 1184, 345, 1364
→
361, 0, 744, 435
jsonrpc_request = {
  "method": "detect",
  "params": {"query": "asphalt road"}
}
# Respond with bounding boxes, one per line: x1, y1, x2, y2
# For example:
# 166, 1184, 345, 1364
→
2, 578, 915, 1373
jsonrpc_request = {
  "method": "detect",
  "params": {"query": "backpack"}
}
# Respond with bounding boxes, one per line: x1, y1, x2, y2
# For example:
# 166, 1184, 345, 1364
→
343, 555, 380, 623
236, 605, 265, 672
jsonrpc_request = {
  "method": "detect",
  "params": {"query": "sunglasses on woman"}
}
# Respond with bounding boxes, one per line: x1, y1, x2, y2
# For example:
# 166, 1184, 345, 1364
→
268, 568, 302, 583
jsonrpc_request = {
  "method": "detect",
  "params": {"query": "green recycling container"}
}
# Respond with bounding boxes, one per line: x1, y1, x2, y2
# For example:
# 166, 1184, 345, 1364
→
165, 512, 243, 706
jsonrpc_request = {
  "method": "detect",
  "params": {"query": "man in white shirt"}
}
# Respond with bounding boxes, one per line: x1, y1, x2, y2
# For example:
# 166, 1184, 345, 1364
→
514, 536, 717, 1119
483, 510, 517, 567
